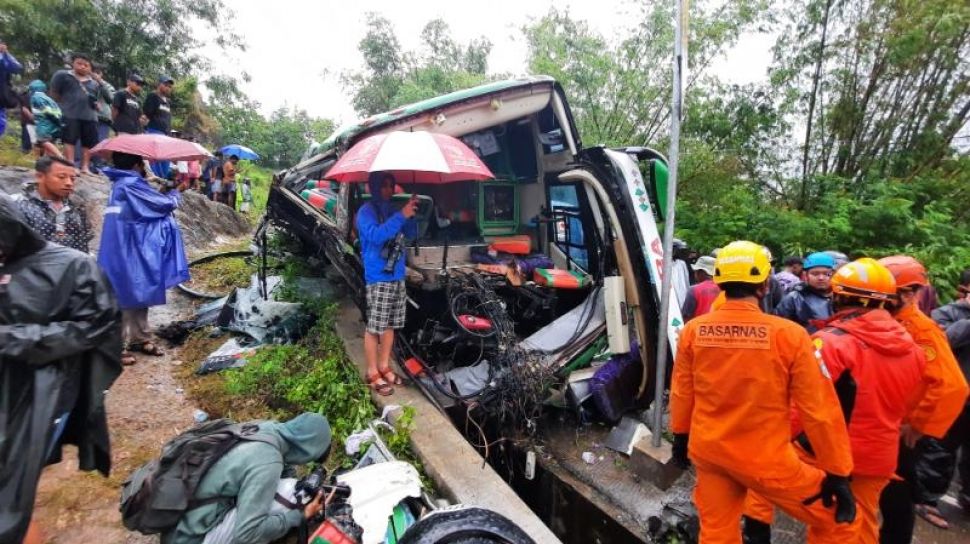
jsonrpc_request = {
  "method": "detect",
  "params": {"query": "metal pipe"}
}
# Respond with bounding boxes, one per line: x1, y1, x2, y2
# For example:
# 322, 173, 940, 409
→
652, 0, 689, 447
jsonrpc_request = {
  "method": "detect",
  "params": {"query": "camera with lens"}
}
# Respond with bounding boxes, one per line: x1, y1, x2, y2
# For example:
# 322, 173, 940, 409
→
381, 232, 406, 274
294, 466, 326, 505
294, 466, 351, 507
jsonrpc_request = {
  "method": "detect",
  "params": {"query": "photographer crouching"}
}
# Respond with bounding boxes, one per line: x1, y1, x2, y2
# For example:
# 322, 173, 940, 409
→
156, 413, 332, 544
357, 172, 418, 396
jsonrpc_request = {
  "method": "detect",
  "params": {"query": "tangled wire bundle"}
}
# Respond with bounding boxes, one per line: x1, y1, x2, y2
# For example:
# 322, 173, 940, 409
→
447, 272, 557, 435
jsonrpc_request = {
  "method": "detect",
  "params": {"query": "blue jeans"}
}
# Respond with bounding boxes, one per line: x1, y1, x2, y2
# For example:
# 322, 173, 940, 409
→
146, 127, 171, 178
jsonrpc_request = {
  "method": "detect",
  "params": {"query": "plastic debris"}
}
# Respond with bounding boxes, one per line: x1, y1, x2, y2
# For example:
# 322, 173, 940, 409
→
381, 404, 402, 421
582, 451, 596, 464
345, 429, 377, 456
336, 461, 422, 544
193, 409, 209, 423
196, 337, 261, 375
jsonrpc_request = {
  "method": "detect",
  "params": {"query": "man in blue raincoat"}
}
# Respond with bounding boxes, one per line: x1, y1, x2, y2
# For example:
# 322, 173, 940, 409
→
98, 152, 189, 365
0, 40, 24, 137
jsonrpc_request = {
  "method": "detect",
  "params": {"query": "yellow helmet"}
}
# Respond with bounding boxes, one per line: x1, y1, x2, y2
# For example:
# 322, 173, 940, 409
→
714, 241, 772, 285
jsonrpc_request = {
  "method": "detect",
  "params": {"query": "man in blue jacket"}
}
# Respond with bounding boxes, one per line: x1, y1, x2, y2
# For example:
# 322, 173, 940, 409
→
774, 252, 836, 332
356, 173, 417, 395
98, 152, 189, 365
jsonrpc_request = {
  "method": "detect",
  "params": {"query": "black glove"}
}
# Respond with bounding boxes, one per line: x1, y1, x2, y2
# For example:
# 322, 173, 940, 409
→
803, 473, 856, 524
671, 433, 691, 469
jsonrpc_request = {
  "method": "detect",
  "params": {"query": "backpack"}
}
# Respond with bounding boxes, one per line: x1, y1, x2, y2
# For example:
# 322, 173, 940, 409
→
119, 418, 276, 534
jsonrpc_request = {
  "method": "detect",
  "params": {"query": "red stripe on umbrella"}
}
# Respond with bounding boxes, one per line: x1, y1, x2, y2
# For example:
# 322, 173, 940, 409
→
91, 133, 212, 161
326, 131, 494, 184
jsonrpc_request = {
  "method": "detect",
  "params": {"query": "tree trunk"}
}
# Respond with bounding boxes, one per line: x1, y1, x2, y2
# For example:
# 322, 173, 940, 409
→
800, 0, 834, 209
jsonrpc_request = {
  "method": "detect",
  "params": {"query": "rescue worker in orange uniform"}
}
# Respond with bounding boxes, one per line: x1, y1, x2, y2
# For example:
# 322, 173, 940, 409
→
878, 256, 968, 543
743, 258, 930, 544
670, 241, 857, 544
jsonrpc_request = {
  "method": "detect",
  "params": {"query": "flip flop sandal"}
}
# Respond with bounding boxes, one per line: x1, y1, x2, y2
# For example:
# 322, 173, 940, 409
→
367, 373, 395, 396
381, 368, 405, 385
138, 341, 165, 356
121, 351, 137, 366
915, 504, 950, 529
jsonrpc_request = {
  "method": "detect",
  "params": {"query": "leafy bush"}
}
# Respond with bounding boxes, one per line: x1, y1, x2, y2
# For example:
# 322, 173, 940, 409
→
223, 303, 376, 453
677, 156, 970, 295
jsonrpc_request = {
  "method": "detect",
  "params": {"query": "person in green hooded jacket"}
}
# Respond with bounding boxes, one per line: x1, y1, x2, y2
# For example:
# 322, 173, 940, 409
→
161, 412, 331, 544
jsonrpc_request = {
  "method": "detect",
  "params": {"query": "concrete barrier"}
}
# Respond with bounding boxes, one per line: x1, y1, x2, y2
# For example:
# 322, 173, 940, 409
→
334, 298, 562, 544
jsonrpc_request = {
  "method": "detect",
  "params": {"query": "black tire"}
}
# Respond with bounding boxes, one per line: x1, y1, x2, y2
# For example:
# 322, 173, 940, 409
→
398, 505, 536, 544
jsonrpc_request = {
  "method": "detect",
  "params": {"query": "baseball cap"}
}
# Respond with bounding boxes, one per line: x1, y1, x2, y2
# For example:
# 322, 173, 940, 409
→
128, 72, 145, 84
159, 74, 175, 84
692, 255, 717, 276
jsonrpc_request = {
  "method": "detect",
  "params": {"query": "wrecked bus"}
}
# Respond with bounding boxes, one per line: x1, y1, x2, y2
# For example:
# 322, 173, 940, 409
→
268, 75, 684, 432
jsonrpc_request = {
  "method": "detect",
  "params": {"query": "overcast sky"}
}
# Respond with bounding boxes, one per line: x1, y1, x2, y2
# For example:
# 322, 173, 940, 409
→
202, 0, 775, 124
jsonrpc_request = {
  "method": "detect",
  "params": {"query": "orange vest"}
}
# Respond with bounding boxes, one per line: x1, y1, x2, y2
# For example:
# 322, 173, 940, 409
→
894, 304, 969, 438
670, 299, 853, 479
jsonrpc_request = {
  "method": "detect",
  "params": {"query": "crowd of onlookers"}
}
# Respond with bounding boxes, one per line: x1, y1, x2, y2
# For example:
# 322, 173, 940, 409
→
0, 43, 250, 211
0, 42, 262, 542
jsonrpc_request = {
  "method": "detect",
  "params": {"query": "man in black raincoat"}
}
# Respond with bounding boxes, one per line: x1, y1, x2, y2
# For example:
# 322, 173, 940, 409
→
0, 193, 122, 543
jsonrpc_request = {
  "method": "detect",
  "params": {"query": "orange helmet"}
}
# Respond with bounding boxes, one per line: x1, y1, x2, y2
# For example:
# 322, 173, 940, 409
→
878, 255, 929, 289
831, 258, 897, 304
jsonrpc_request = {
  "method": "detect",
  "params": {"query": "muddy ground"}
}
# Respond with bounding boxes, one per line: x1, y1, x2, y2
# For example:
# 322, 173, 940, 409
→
0, 161, 253, 542
31, 291, 199, 543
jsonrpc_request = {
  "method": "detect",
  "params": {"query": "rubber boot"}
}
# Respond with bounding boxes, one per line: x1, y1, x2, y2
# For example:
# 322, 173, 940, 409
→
742, 516, 772, 544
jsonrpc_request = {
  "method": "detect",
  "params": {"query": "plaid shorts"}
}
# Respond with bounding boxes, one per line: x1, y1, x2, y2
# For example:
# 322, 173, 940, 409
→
365, 280, 406, 334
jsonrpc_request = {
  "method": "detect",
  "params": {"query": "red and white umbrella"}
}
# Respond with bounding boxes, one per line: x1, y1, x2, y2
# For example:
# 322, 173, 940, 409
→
91, 133, 212, 161
326, 131, 494, 184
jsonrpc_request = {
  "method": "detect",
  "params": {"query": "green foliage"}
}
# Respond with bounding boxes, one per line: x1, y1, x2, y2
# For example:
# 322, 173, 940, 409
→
677, 156, 970, 295
207, 102, 334, 169
343, 14, 494, 116
186, 255, 253, 292
170, 76, 219, 141
524, 2, 767, 147
520, 1, 969, 295
235, 161, 272, 221
771, 0, 970, 191
0, 133, 33, 168
222, 300, 377, 457
0, 0, 242, 86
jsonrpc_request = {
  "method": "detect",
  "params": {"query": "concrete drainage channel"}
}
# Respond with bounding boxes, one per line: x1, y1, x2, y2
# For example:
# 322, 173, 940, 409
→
334, 295, 685, 544
446, 406, 649, 544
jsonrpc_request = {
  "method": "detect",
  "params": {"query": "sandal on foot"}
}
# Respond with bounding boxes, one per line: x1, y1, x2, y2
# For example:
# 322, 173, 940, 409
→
367, 373, 394, 396
915, 504, 950, 529
135, 341, 164, 356
380, 368, 404, 385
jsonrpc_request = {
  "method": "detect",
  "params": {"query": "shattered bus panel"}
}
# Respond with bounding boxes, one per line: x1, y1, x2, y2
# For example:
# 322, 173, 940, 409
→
267, 76, 678, 429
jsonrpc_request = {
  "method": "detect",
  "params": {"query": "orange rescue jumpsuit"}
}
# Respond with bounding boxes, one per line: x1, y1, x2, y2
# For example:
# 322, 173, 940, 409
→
670, 299, 854, 544
745, 308, 930, 543
895, 304, 969, 438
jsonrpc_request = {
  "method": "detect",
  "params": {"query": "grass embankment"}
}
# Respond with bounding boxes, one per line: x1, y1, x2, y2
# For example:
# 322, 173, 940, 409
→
236, 161, 272, 224
177, 253, 419, 470
0, 133, 35, 167
181, 254, 255, 294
